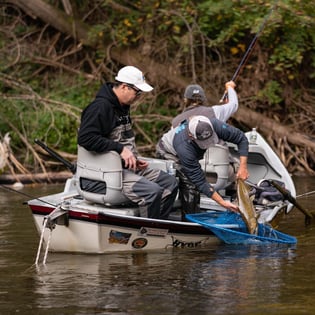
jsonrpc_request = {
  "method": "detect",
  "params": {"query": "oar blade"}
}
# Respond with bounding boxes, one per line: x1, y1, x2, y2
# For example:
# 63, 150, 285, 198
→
269, 180, 314, 225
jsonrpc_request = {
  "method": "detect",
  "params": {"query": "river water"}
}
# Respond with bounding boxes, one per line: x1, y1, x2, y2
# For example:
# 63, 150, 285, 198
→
0, 176, 315, 315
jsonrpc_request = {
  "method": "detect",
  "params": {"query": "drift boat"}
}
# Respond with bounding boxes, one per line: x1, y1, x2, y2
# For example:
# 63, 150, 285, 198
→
28, 130, 296, 260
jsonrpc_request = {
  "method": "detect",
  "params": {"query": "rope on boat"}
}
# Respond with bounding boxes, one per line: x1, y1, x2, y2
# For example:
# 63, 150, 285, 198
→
35, 217, 49, 265
43, 228, 53, 265
35, 205, 68, 265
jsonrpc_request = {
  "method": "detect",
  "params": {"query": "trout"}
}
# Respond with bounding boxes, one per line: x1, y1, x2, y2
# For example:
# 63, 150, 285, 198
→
237, 179, 258, 234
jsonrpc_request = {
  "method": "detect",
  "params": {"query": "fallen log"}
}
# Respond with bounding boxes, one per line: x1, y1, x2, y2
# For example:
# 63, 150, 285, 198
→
0, 171, 73, 184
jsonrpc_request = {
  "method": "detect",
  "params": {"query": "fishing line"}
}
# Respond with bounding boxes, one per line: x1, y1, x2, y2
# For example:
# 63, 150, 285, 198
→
220, 1, 278, 102
296, 190, 315, 198
0, 184, 57, 207
0, 140, 76, 208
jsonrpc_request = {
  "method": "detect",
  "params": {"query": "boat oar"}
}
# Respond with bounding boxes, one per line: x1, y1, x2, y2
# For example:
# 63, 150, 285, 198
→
269, 180, 314, 225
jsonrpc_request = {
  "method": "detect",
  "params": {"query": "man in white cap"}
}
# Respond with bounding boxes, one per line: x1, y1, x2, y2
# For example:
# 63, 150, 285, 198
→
156, 115, 249, 219
78, 66, 178, 219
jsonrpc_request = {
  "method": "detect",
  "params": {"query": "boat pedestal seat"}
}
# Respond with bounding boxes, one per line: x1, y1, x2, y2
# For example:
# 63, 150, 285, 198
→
76, 145, 131, 206
200, 144, 232, 191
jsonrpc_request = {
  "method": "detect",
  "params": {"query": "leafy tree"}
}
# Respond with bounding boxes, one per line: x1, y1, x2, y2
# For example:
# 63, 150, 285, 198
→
0, 0, 314, 176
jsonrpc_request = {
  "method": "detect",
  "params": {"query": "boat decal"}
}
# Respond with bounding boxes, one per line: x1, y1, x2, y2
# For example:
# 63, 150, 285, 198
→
132, 238, 148, 249
172, 237, 203, 248
108, 230, 132, 244
139, 227, 168, 237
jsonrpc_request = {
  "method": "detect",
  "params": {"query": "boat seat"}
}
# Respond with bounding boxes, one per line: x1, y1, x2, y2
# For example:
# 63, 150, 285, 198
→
199, 144, 231, 191
76, 145, 130, 205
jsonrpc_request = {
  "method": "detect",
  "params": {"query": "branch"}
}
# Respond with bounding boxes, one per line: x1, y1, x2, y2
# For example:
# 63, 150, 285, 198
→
235, 107, 315, 151
6, 0, 191, 91
6, 0, 96, 46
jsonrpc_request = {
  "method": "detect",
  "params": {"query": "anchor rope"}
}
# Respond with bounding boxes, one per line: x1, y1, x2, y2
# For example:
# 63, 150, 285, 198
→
35, 217, 48, 265
35, 206, 64, 265
43, 229, 53, 265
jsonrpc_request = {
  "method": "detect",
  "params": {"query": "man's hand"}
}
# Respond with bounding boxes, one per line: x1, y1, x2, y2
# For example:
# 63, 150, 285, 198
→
136, 159, 149, 170
236, 166, 249, 180
221, 81, 236, 103
236, 156, 249, 180
225, 81, 236, 90
211, 191, 239, 213
120, 147, 137, 170
223, 200, 240, 213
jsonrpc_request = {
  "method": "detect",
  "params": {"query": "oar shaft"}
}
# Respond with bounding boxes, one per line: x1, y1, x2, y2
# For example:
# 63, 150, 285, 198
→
270, 180, 313, 221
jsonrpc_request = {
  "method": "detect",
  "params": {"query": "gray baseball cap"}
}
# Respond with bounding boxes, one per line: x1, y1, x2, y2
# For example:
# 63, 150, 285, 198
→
188, 115, 219, 149
184, 84, 206, 101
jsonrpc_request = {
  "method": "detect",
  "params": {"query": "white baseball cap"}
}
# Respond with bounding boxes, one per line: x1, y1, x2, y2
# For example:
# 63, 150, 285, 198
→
188, 115, 218, 149
115, 66, 153, 92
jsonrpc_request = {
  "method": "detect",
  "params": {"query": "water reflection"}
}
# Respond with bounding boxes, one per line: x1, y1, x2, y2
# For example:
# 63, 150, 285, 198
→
26, 243, 298, 315
186, 245, 297, 315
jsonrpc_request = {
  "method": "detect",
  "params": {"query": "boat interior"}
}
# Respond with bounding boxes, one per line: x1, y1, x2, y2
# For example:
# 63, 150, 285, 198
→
67, 139, 291, 223
31, 130, 295, 229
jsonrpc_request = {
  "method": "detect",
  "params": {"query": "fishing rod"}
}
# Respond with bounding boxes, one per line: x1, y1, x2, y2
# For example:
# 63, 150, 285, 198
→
220, 2, 278, 103
0, 139, 77, 207
35, 139, 76, 174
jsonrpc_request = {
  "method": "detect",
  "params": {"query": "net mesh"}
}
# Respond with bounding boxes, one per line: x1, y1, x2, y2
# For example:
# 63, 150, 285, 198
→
186, 212, 297, 245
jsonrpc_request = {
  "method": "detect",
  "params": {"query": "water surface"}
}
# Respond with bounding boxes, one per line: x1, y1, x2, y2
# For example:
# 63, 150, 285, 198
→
0, 177, 314, 314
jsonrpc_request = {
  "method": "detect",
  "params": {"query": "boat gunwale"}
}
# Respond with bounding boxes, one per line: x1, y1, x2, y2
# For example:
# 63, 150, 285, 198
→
29, 202, 215, 236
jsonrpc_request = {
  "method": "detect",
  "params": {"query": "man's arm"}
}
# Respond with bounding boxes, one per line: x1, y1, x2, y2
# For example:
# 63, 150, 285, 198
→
236, 156, 249, 180
212, 81, 238, 122
78, 102, 123, 153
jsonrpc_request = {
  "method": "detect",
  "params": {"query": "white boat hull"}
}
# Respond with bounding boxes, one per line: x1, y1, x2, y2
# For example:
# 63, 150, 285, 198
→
32, 209, 218, 254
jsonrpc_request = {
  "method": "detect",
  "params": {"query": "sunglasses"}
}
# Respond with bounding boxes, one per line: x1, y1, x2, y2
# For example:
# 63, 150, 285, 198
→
126, 84, 142, 96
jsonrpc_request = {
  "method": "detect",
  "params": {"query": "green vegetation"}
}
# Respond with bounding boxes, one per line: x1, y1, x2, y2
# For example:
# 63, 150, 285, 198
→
0, 0, 314, 175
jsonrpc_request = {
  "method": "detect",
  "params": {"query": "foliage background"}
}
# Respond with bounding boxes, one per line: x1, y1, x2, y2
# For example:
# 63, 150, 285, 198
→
0, 0, 314, 176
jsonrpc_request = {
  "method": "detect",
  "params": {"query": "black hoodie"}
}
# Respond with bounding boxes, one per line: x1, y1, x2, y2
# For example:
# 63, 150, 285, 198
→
78, 83, 137, 155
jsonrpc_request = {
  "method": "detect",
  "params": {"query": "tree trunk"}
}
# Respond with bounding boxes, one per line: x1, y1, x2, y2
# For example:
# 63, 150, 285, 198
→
235, 108, 315, 151
0, 171, 73, 184
6, 0, 92, 44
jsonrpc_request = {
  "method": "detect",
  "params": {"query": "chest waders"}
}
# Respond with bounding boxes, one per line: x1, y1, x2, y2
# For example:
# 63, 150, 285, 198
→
177, 168, 200, 221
